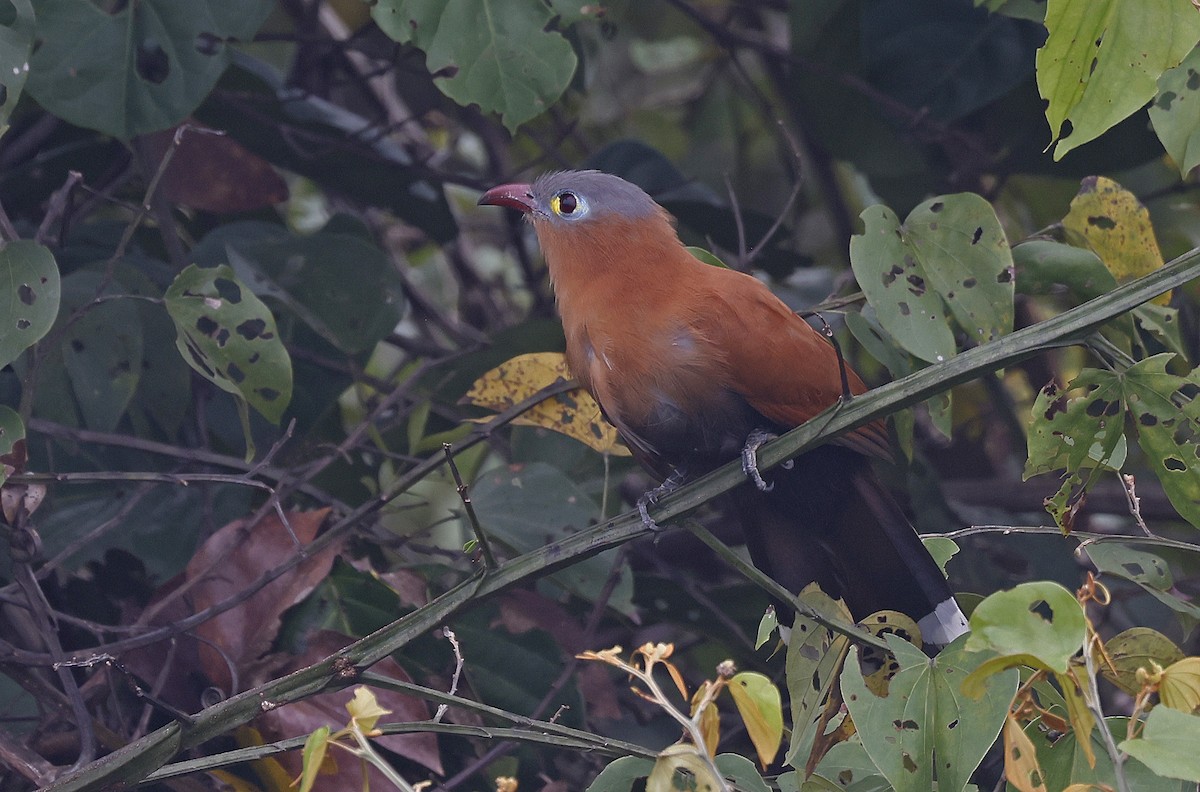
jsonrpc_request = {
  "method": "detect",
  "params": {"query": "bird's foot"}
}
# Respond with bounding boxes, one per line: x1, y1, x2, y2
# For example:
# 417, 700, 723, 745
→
742, 430, 778, 492
636, 472, 685, 531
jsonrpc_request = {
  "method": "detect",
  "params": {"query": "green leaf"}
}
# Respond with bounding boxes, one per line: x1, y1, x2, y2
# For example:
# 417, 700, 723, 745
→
298, 725, 331, 792
1133, 303, 1186, 358
165, 264, 293, 424
922, 536, 960, 578
727, 673, 783, 768
1101, 627, 1185, 695
754, 606, 780, 650
1151, 43, 1200, 176
0, 0, 34, 136
1012, 239, 1118, 302
687, 246, 730, 268
1086, 543, 1200, 626
372, 0, 577, 131
841, 635, 1015, 792
1025, 369, 1127, 479
1033, 716, 1192, 791
784, 588, 852, 771
25, 0, 273, 139
964, 581, 1086, 676
585, 756, 656, 792
806, 738, 891, 792
1120, 354, 1200, 528
470, 462, 635, 616
714, 754, 770, 792
1120, 707, 1200, 782
850, 194, 1014, 364
57, 272, 144, 433
0, 406, 24, 487
1037, 0, 1200, 159
0, 241, 60, 370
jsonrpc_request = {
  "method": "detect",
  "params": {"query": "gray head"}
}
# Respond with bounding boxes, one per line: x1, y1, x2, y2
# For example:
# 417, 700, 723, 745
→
478, 170, 663, 225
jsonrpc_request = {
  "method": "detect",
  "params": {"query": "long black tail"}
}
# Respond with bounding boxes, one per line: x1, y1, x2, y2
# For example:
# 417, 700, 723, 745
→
732, 444, 968, 647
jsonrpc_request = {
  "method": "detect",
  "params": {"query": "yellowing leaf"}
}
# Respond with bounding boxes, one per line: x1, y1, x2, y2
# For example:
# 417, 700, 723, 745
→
1004, 714, 1048, 792
646, 744, 723, 792
727, 672, 783, 768
1101, 627, 1185, 695
1161, 657, 1200, 713
346, 686, 391, 732
1057, 671, 1096, 768
463, 352, 629, 456
692, 686, 720, 757
1063, 177, 1169, 305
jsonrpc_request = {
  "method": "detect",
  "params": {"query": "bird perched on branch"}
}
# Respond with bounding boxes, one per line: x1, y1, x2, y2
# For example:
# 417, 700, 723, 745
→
479, 170, 968, 646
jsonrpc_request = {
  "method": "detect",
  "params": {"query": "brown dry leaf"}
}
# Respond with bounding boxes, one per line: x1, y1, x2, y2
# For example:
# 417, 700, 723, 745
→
143, 121, 289, 213
257, 630, 443, 778
462, 352, 629, 456
1004, 713, 1048, 792
188, 508, 338, 692
1062, 176, 1169, 305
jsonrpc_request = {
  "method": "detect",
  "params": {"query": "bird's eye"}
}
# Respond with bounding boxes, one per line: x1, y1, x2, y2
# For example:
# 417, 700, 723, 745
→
557, 192, 578, 215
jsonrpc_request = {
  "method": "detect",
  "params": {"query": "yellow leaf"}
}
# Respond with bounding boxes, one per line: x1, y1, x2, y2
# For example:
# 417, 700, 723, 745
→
1161, 656, 1200, 713
691, 685, 720, 757
1062, 176, 1169, 305
1004, 714, 1048, 792
1058, 670, 1096, 768
235, 726, 295, 792
646, 744, 723, 792
727, 672, 783, 768
208, 770, 262, 792
346, 686, 391, 733
462, 352, 629, 455
856, 610, 920, 697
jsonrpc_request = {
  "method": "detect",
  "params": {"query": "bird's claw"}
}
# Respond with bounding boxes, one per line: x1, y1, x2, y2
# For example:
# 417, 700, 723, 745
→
742, 430, 778, 492
636, 472, 685, 531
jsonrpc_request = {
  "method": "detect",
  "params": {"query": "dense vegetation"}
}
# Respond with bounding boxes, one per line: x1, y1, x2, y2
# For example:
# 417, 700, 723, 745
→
2, 1, 1200, 790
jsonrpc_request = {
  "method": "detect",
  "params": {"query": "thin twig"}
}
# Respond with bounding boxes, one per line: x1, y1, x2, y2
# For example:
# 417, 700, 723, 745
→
35, 170, 84, 247
442, 443, 496, 569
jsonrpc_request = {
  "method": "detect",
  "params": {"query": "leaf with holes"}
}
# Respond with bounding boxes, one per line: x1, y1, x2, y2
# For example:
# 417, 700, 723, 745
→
784, 587, 851, 773
1121, 354, 1200, 529
964, 581, 1087, 678
1087, 543, 1200, 626
1063, 177, 1169, 305
25, 0, 272, 139
850, 194, 1013, 364
842, 634, 1015, 792
0, 0, 34, 136
165, 264, 292, 424
1024, 369, 1128, 532
1101, 627, 1185, 696
0, 241, 60, 370
1151, 44, 1200, 177
372, 0, 577, 131
1037, 0, 1200, 159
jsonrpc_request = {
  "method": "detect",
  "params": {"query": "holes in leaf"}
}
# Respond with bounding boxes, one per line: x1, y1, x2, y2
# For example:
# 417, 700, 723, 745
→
214, 278, 242, 303
997, 266, 1014, 284
226, 361, 244, 384
1189, 68, 1200, 91
136, 38, 170, 84
929, 201, 944, 213
1139, 412, 1157, 426
1164, 457, 1186, 472
971, 227, 983, 245
1087, 215, 1116, 230
17, 283, 34, 305
883, 263, 903, 286
236, 318, 271, 340
257, 387, 281, 402
906, 274, 925, 295
893, 719, 920, 731
962, 277, 977, 289
902, 753, 918, 773
16, 319, 29, 330
897, 301, 910, 317
0, 85, 7, 108
1028, 599, 1054, 622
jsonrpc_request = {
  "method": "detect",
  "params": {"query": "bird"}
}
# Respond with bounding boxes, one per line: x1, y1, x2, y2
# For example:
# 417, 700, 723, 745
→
478, 170, 968, 646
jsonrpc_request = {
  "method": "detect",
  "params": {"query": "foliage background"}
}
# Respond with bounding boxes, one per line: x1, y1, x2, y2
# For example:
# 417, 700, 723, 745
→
3, 0, 1200, 790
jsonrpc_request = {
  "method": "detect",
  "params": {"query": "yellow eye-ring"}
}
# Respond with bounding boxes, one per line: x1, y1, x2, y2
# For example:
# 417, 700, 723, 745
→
551, 191, 580, 217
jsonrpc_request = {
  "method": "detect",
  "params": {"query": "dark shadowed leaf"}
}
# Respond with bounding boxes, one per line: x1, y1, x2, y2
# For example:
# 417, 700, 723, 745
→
0, 241, 60, 370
